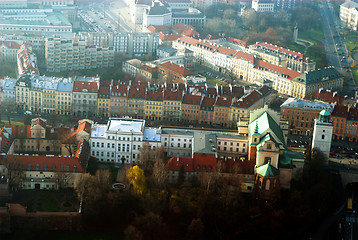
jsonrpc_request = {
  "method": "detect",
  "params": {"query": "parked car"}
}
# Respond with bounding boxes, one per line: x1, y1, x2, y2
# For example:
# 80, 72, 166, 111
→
24, 111, 32, 115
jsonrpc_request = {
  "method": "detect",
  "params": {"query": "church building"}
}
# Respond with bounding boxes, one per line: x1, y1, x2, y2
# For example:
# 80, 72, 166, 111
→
248, 106, 293, 201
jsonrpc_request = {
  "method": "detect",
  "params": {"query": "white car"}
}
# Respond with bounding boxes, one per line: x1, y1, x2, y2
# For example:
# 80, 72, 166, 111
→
24, 111, 32, 115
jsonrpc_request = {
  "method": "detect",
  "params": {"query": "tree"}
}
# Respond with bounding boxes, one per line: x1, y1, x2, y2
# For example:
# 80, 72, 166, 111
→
23, 114, 32, 126
186, 218, 205, 240
199, 172, 217, 194
177, 165, 185, 186
152, 158, 168, 188
124, 225, 143, 240
54, 172, 72, 189
0, 101, 17, 125
74, 173, 101, 204
135, 212, 165, 240
3, 156, 25, 191
95, 169, 112, 194
126, 165, 146, 196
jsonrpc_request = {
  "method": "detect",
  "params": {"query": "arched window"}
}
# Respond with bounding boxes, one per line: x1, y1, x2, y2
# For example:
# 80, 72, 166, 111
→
265, 180, 270, 190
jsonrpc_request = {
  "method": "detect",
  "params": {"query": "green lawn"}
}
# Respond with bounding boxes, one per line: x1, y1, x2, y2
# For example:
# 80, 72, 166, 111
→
300, 29, 325, 40
297, 38, 317, 46
344, 39, 358, 56
288, 44, 305, 54
206, 78, 228, 86
352, 68, 358, 85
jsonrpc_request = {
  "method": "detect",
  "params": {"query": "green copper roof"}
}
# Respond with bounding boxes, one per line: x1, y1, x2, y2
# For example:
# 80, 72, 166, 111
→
257, 133, 278, 147
253, 121, 260, 137
256, 161, 280, 177
320, 109, 331, 116
249, 112, 285, 146
293, 68, 343, 85
278, 152, 292, 168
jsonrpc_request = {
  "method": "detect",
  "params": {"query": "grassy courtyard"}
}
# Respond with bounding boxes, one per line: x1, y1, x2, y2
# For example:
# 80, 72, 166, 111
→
12, 189, 79, 212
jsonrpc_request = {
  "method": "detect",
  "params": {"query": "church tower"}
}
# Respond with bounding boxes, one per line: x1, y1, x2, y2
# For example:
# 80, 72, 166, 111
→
312, 109, 333, 162
248, 121, 260, 161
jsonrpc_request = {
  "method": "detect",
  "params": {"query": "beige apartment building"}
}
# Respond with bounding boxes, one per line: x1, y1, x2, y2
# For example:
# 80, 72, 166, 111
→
340, 1, 358, 31
45, 37, 114, 72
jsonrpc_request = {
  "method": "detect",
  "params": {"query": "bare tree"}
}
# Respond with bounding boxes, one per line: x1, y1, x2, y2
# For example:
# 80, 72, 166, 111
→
95, 169, 112, 194
199, 172, 217, 194
0, 101, 17, 125
54, 172, 72, 189
3, 156, 25, 191
152, 158, 168, 188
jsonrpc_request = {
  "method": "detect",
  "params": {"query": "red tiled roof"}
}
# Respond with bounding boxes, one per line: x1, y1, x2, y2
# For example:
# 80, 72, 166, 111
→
171, 23, 199, 36
231, 86, 244, 98
233, 51, 255, 63
227, 37, 248, 47
164, 89, 183, 101
73, 81, 98, 93
254, 59, 302, 80
207, 87, 217, 96
74, 139, 90, 161
0, 127, 14, 153
166, 157, 193, 172
159, 32, 182, 41
0, 155, 84, 173
233, 90, 263, 108
166, 153, 217, 172
304, 89, 344, 104
98, 86, 110, 98
141, 64, 156, 73
218, 159, 255, 174
182, 94, 202, 105
159, 62, 195, 77
192, 153, 216, 172
77, 121, 91, 134
332, 104, 358, 121
128, 84, 147, 99
32, 118, 46, 128
0, 41, 21, 49
17, 44, 39, 75
146, 89, 164, 101
255, 42, 312, 63
201, 96, 216, 108
215, 96, 232, 107
111, 84, 129, 97
147, 25, 170, 33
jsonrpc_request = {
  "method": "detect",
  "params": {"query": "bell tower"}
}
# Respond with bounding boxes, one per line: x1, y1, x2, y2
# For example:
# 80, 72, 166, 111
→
249, 121, 260, 161
312, 109, 333, 162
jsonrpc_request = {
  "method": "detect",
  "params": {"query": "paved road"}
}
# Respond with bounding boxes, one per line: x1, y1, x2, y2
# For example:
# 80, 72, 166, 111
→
319, 0, 356, 95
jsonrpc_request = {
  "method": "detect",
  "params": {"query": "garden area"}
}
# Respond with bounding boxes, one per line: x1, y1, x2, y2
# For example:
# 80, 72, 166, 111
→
12, 189, 79, 212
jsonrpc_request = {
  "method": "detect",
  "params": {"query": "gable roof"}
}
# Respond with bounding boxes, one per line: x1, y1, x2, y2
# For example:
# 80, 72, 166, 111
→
255, 59, 302, 80
159, 62, 195, 77
0, 154, 85, 173
182, 94, 202, 105
215, 96, 232, 107
73, 81, 98, 93
147, 25, 170, 33
164, 89, 183, 101
256, 162, 280, 177
249, 111, 285, 146
146, 89, 164, 101
305, 89, 344, 104
232, 90, 263, 108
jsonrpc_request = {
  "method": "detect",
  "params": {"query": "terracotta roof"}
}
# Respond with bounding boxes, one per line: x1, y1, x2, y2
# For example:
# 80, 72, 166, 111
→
215, 96, 232, 107
74, 139, 90, 161
141, 64, 156, 73
0, 41, 21, 49
166, 153, 217, 172
159, 62, 195, 77
233, 90, 263, 108
0, 127, 15, 153
147, 25, 170, 33
192, 153, 216, 172
201, 96, 216, 108
233, 51, 255, 63
227, 37, 248, 47
171, 23, 199, 36
17, 44, 39, 75
0, 155, 85, 173
207, 87, 217, 96
218, 159, 255, 174
62, 122, 91, 144
128, 84, 147, 99
167, 157, 193, 172
32, 118, 46, 128
231, 86, 244, 98
182, 94, 202, 105
164, 89, 183, 100
254, 42, 312, 63
304, 89, 344, 104
98, 86, 110, 98
254, 59, 302, 80
332, 104, 358, 121
111, 84, 129, 97
73, 81, 98, 93
146, 89, 164, 101
159, 32, 182, 41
